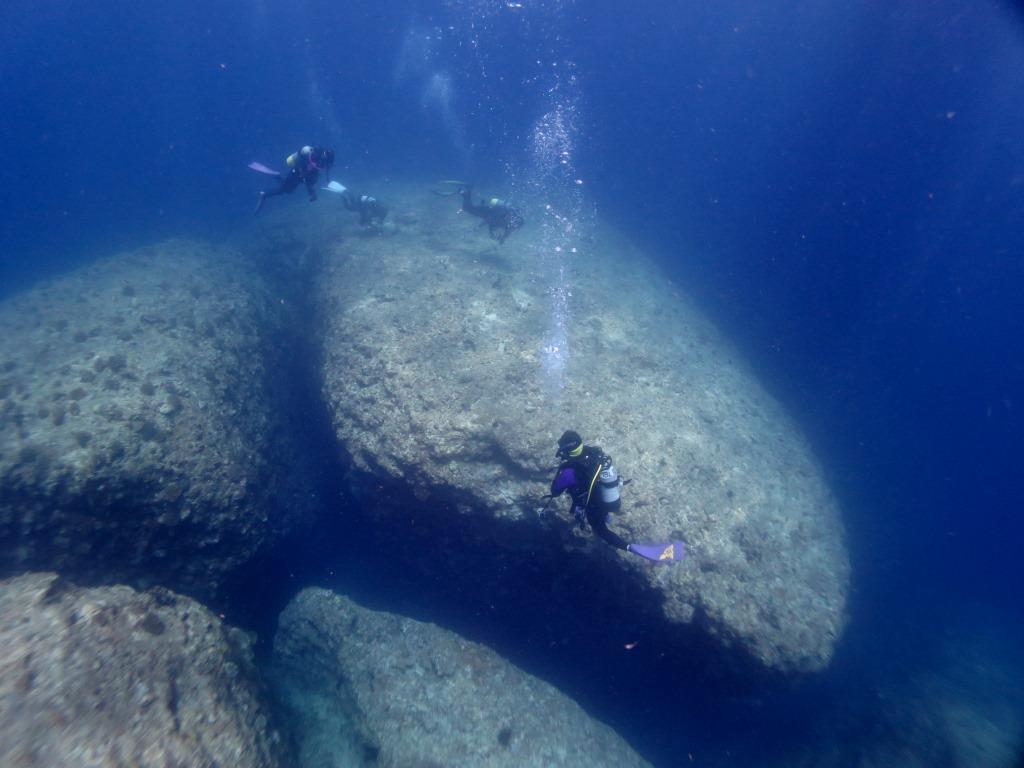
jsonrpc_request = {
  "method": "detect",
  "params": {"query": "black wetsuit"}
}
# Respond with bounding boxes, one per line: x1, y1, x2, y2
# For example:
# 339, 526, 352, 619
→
460, 185, 523, 244
257, 147, 332, 211
343, 192, 389, 226
550, 445, 629, 551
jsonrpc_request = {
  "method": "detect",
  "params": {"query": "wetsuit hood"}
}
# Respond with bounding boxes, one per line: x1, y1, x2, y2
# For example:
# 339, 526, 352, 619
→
557, 430, 583, 458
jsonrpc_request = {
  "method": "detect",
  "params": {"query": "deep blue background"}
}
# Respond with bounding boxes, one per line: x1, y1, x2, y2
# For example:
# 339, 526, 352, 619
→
2, 0, 1022, 763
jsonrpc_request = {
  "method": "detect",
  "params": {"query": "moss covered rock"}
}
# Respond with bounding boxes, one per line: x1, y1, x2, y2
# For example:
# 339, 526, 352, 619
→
0, 240, 311, 597
272, 587, 651, 768
0, 572, 291, 768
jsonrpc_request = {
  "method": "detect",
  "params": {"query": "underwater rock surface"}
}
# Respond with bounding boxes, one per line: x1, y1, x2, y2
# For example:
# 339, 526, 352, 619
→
0, 240, 310, 598
317, 185, 849, 673
272, 587, 652, 768
0, 572, 290, 768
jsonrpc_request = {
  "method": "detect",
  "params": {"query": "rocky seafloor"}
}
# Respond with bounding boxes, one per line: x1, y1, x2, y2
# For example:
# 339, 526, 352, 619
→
272, 587, 653, 768
0, 180, 866, 766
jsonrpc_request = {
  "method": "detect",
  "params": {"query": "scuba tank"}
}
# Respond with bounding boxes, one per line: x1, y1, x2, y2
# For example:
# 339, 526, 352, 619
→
598, 460, 621, 504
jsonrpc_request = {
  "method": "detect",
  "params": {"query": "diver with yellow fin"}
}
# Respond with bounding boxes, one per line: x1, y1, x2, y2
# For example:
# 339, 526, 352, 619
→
545, 430, 685, 563
435, 180, 523, 243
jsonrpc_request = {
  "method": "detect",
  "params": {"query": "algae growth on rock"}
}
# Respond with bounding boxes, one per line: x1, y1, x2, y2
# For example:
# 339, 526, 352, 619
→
272, 586, 654, 768
0, 239, 314, 599
0, 572, 291, 768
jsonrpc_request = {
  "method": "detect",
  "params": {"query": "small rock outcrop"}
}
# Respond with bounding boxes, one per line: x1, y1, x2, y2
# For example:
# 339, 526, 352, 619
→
316, 185, 849, 673
0, 572, 291, 768
0, 240, 311, 597
271, 587, 652, 768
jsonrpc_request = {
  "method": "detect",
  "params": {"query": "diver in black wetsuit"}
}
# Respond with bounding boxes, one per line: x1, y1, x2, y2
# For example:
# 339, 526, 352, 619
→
547, 430, 631, 551
255, 146, 335, 214
458, 185, 523, 243
342, 191, 389, 226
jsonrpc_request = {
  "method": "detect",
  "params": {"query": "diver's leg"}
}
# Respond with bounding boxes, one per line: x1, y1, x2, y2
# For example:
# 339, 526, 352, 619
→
586, 508, 629, 550
261, 172, 299, 199
256, 171, 302, 214
278, 171, 303, 195
255, 174, 279, 214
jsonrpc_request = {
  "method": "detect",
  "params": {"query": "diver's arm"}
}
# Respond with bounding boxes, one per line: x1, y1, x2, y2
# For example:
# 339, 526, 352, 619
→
550, 466, 577, 497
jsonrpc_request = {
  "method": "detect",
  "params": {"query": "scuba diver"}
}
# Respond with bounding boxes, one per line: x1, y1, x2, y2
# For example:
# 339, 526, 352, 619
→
460, 185, 523, 243
342, 190, 389, 227
435, 182, 524, 243
254, 145, 335, 214
545, 430, 687, 563
547, 430, 631, 551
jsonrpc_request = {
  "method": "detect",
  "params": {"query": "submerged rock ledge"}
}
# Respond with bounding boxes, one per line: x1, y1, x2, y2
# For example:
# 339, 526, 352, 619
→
272, 587, 652, 768
0, 240, 311, 598
0, 572, 290, 768
315, 183, 849, 673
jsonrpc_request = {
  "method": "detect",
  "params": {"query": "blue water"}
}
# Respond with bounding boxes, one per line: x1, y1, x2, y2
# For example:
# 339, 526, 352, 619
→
3, 0, 1024, 764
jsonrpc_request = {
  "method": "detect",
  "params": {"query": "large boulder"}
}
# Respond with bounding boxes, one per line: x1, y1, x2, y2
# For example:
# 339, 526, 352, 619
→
0, 572, 291, 768
317, 184, 849, 673
271, 587, 652, 768
0, 240, 311, 598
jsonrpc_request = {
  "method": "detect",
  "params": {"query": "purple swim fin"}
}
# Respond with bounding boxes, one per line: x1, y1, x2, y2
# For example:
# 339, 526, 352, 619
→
248, 161, 280, 176
628, 541, 685, 563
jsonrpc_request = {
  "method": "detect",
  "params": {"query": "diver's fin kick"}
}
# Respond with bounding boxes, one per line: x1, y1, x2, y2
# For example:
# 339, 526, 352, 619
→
248, 161, 280, 176
322, 181, 347, 194
432, 180, 469, 197
627, 541, 685, 563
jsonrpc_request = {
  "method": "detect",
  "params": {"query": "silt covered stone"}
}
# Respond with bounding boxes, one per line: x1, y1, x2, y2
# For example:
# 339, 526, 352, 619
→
0, 240, 310, 597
